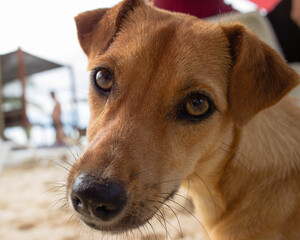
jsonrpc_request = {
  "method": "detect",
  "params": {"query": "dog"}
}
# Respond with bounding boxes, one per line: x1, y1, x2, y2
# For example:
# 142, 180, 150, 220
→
67, 0, 300, 239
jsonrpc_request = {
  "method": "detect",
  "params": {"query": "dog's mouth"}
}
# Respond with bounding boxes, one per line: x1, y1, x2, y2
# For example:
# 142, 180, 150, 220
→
74, 188, 179, 233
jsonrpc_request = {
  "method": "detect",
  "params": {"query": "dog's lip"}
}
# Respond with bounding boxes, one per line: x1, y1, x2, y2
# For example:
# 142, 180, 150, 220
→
79, 215, 121, 232
81, 215, 143, 233
79, 187, 180, 233
81, 212, 156, 233
83, 220, 112, 232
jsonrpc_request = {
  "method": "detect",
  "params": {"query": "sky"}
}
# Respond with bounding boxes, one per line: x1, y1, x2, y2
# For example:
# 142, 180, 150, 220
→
0, 0, 122, 56
0, 0, 257, 145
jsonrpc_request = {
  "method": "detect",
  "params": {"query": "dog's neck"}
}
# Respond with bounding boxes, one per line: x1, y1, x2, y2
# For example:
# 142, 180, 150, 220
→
187, 96, 300, 239
236, 96, 300, 177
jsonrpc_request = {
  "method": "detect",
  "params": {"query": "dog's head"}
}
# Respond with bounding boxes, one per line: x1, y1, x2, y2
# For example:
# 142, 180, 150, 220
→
67, 0, 299, 233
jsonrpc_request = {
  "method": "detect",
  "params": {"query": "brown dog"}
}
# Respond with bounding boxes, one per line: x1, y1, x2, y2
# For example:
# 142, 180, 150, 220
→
67, 0, 300, 239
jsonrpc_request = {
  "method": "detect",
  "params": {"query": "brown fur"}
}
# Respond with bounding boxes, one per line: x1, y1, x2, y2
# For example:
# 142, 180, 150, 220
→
67, 0, 300, 239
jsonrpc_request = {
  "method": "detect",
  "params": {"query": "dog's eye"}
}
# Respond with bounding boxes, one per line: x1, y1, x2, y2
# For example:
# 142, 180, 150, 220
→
175, 92, 215, 122
93, 68, 113, 92
185, 95, 209, 117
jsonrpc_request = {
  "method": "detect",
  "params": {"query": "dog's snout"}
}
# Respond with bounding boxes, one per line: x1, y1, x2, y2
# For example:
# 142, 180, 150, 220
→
71, 174, 127, 221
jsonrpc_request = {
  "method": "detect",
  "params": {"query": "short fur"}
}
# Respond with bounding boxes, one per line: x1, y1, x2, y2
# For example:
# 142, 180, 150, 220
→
67, 0, 300, 239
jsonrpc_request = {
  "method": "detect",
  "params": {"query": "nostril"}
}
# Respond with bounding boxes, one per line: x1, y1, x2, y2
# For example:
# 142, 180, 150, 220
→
95, 201, 122, 216
96, 205, 111, 216
71, 195, 83, 208
72, 196, 82, 206
96, 205, 107, 212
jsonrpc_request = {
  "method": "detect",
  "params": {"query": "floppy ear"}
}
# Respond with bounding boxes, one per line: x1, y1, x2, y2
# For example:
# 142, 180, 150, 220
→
75, 8, 110, 56
222, 24, 299, 126
75, 0, 145, 56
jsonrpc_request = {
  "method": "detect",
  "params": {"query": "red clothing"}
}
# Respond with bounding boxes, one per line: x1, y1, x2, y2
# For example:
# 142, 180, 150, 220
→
154, 0, 234, 18
250, 0, 281, 12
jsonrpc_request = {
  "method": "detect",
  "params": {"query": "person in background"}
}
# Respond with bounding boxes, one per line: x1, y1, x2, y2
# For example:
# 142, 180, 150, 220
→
267, 0, 300, 62
50, 91, 65, 146
154, 0, 234, 18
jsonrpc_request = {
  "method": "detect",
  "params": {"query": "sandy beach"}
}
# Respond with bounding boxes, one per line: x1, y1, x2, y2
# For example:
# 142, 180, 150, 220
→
0, 160, 203, 240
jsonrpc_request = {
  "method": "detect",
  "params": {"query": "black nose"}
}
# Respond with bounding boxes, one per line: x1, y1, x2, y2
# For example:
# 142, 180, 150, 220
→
71, 174, 127, 221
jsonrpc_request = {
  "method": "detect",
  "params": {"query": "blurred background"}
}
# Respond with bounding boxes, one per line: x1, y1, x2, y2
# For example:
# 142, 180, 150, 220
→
0, 0, 122, 147
0, 0, 299, 240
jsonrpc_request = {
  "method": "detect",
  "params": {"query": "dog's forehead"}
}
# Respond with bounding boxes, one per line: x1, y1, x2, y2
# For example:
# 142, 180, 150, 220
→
102, 13, 231, 83
108, 14, 229, 103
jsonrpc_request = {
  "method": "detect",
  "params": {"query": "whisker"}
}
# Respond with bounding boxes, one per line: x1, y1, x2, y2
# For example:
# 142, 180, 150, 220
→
192, 172, 218, 219
143, 204, 171, 239
50, 196, 68, 208
171, 199, 210, 240
150, 178, 182, 188
159, 192, 194, 206
135, 224, 146, 240
219, 144, 253, 175
130, 169, 151, 180
44, 183, 67, 193
146, 219, 160, 240
66, 145, 78, 162
157, 200, 184, 239
154, 206, 172, 240
48, 159, 70, 172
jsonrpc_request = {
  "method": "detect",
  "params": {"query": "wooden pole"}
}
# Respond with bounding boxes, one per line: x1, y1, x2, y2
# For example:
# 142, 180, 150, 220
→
0, 55, 5, 139
17, 48, 30, 134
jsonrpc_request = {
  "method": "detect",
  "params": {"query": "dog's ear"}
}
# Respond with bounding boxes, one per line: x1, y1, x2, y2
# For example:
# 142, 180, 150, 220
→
75, 0, 145, 56
222, 24, 299, 126
75, 8, 110, 56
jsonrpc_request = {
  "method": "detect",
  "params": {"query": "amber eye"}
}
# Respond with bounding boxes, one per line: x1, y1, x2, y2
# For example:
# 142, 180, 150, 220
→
93, 68, 113, 92
173, 92, 215, 122
185, 94, 210, 117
